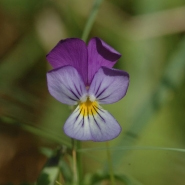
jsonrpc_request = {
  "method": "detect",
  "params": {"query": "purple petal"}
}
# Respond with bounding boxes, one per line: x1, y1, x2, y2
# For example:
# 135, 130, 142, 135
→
63, 104, 121, 141
47, 66, 87, 105
46, 38, 88, 85
87, 37, 121, 85
88, 67, 129, 104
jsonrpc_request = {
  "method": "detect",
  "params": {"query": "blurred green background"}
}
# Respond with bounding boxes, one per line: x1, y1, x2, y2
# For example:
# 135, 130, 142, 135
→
0, 0, 185, 184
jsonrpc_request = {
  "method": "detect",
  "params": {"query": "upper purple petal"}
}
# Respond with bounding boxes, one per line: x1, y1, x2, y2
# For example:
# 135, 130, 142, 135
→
46, 38, 88, 85
88, 67, 129, 104
47, 66, 87, 105
87, 37, 121, 85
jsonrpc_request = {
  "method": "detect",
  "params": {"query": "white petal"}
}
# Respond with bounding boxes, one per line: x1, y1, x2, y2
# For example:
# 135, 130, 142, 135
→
63, 104, 121, 141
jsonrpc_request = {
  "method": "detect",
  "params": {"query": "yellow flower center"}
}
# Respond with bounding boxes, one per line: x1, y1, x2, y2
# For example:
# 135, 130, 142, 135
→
79, 98, 98, 117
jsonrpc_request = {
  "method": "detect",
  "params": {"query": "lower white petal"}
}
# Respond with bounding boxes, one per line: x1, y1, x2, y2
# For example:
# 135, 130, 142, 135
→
63, 104, 121, 141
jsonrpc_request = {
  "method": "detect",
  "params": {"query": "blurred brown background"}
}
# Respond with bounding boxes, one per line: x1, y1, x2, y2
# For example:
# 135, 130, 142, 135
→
0, 0, 185, 184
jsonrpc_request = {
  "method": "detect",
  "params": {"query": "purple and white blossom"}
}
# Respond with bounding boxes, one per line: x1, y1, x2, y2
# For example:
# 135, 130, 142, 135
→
46, 37, 129, 142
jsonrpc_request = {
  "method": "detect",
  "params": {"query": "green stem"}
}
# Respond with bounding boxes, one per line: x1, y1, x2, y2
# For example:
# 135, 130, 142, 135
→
106, 141, 116, 185
81, 0, 104, 42
72, 139, 78, 185
76, 140, 82, 183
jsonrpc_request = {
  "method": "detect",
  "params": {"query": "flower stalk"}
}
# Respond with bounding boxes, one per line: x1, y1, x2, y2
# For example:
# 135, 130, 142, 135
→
72, 139, 78, 185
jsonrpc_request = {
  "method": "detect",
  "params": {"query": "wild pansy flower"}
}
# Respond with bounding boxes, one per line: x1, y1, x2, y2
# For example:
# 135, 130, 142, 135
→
46, 37, 129, 142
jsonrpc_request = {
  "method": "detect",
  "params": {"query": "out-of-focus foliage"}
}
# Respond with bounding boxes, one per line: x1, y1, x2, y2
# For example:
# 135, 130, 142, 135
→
0, 0, 185, 184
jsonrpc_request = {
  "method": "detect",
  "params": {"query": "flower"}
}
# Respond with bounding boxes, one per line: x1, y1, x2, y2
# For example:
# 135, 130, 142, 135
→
46, 37, 129, 142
